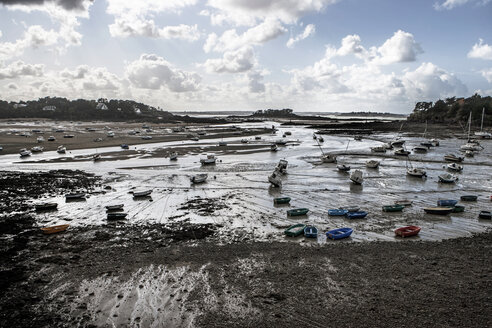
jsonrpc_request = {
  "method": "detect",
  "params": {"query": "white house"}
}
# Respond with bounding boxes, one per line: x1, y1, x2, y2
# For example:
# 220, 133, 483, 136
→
42, 105, 56, 111
96, 102, 108, 110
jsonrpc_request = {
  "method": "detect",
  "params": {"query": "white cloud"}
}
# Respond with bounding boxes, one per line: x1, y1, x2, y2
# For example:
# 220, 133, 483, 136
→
433, 0, 490, 10
60, 65, 89, 79
203, 46, 256, 73
204, 18, 287, 53
402, 62, 467, 100
481, 68, 492, 83
0, 25, 59, 60
0, 60, 44, 79
59, 66, 121, 90
337, 34, 366, 57
286, 24, 315, 48
206, 0, 338, 26
247, 70, 266, 93
0, 0, 89, 11
106, 0, 200, 41
126, 54, 201, 92
468, 39, 492, 60
372, 30, 423, 65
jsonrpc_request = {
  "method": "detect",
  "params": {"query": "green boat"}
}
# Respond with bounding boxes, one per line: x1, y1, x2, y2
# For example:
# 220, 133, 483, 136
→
274, 197, 291, 204
450, 205, 465, 213
284, 224, 306, 237
382, 205, 405, 212
287, 208, 309, 216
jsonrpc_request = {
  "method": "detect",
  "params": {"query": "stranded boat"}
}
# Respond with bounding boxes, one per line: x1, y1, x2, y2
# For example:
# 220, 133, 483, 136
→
395, 226, 421, 238
444, 154, 464, 162
106, 204, 124, 211
273, 197, 291, 204
438, 173, 458, 183
133, 190, 152, 197
447, 163, 463, 172
200, 154, 216, 165
328, 209, 348, 216
107, 212, 128, 220
191, 174, 208, 184
423, 207, 453, 215
382, 205, 404, 212
366, 160, 380, 168
346, 211, 368, 219
326, 228, 353, 240
40, 224, 69, 235
460, 195, 477, 201
350, 170, 363, 184
287, 208, 309, 216
437, 199, 458, 207
478, 211, 491, 219
65, 192, 85, 200
303, 226, 318, 238
284, 224, 306, 237
35, 202, 58, 211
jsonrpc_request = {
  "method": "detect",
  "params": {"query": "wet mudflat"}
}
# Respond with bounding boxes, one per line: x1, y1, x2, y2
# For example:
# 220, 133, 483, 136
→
1, 120, 492, 327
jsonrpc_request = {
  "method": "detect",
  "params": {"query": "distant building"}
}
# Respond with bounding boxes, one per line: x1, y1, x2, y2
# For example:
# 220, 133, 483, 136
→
134, 108, 142, 115
42, 105, 56, 111
96, 102, 108, 110
13, 103, 27, 109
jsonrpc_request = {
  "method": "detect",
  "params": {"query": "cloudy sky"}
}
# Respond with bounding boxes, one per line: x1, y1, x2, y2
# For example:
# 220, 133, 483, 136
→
0, 0, 491, 113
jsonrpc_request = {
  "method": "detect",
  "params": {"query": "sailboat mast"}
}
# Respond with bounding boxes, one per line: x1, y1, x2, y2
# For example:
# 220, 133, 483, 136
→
481, 107, 484, 132
468, 112, 472, 140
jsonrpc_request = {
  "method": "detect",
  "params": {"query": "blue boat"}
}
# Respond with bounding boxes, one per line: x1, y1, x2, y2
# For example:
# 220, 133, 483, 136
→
437, 199, 458, 207
304, 226, 318, 238
328, 209, 348, 216
346, 211, 368, 219
326, 228, 353, 240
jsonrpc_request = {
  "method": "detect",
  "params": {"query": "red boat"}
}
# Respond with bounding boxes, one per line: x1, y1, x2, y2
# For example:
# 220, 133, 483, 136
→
395, 225, 421, 238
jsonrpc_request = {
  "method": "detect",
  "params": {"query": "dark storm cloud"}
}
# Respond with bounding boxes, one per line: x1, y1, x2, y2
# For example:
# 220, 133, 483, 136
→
0, 0, 92, 11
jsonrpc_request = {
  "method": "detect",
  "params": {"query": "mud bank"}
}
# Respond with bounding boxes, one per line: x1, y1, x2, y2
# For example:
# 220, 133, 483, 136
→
0, 171, 491, 328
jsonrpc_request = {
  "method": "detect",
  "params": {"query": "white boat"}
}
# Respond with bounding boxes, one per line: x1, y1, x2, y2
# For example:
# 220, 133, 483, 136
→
57, 145, 66, 154
321, 154, 337, 163
190, 174, 208, 184
200, 154, 216, 165
19, 148, 31, 157
133, 189, 152, 197
270, 144, 278, 151
107, 131, 115, 137
460, 143, 482, 151
366, 160, 380, 168
430, 138, 440, 146
241, 139, 249, 143
382, 143, 393, 150
371, 146, 386, 153
142, 135, 153, 140
391, 139, 405, 147
36, 136, 45, 143
464, 150, 474, 157
438, 173, 458, 183
350, 170, 363, 184
447, 163, 463, 172
474, 107, 491, 139
407, 167, 426, 177
337, 164, 351, 171
276, 159, 288, 174
48, 136, 56, 141
268, 172, 282, 187
169, 152, 178, 160
31, 146, 44, 152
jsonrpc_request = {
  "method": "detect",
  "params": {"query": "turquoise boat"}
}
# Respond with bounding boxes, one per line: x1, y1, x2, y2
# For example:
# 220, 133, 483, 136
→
284, 224, 306, 237
287, 208, 309, 216
274, 197, 291, 204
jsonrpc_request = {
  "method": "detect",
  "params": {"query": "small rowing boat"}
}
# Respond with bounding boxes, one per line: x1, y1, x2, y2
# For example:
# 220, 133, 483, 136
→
438, 173, 458, 183
303, 226, 318, 238
40, 224, 69, 235
191, 174, 208, 184
478, 211, 491, 219
395, 225, 421, 237
346, 211, 368, 219
451, 205, 465, 213
284, 224, 306, 237
65, 192, 85, 199
460, 195, 477, 201
106, 204, 124, 211
287, 208, 309, 216
326, 228, 353, 240
133, 189, 152, 197
423, 207, 453, 215
382, 205, 404, 212
35, 202, 58, 211
107, 212, 128, 220
394, 199, 413, 206
273, 197, 291, 204
328, 209, 348, 216
437, 199, 458, 207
